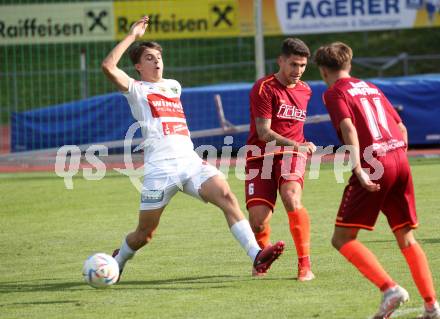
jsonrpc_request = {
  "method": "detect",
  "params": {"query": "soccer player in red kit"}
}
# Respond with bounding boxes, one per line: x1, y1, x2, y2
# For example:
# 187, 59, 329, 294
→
314, 42, 439, 319
245, 38, 316, 280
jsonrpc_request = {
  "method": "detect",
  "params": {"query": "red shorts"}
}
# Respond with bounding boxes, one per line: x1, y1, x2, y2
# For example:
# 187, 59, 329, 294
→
245, 153, 307, 210
336, 148, 418, 232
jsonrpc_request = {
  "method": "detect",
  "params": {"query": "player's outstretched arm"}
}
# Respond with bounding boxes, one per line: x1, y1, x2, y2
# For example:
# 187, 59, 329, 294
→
101, 16, 149, 91
339, 118, 380, 192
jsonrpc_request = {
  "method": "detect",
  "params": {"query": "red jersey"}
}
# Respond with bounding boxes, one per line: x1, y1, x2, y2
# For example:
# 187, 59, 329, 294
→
246, 74, 311, 159
323, 77, 406, 160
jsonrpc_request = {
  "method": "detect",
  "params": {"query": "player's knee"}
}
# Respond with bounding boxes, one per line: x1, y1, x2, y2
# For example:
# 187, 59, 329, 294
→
331, 233, 355, 250
281, 191, 302, 211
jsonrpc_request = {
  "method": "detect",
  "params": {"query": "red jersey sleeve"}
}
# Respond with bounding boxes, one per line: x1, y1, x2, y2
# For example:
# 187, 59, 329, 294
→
250, 81, 273, 119
323, 88, 352, 131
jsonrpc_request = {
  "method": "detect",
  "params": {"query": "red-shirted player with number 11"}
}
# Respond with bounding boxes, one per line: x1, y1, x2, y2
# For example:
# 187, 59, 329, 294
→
245, 38, 316, 280
314, 42, 439, 319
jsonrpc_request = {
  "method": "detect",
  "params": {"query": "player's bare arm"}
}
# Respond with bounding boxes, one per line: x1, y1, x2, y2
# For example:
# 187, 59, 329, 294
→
255, 117, 316, 154
339, 118, 380, 192
101, 16, 149, 91
397, 122, 408, 149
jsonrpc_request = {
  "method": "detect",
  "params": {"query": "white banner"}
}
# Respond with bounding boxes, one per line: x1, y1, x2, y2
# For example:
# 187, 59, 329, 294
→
275, 0, 440, 35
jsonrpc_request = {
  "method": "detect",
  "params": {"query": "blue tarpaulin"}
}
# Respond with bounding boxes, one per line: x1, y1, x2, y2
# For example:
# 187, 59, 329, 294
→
11, 74, 440, 152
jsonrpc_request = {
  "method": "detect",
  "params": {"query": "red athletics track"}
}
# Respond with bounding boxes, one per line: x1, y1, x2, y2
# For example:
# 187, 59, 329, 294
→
0, 149, 439, 173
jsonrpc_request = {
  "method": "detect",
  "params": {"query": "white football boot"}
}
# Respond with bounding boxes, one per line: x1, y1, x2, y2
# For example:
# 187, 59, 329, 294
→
419, 301, 440, 319
373, 285, 409, 319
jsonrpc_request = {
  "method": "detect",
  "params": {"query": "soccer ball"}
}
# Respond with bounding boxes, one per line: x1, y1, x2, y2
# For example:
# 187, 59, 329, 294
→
82, 253, 119, 288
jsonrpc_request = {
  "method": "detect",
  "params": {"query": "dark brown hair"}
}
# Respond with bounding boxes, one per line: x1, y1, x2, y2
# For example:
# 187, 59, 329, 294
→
281, 38, 310, 58
313, 42, 353, 71
128, 41, 163, 65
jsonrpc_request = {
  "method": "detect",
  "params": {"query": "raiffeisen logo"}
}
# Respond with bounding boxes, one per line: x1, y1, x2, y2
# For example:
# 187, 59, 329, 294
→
0, 18, 84, 39
117, 14, 209, 34
0, 3, 113, 44
116, 5, 236, 35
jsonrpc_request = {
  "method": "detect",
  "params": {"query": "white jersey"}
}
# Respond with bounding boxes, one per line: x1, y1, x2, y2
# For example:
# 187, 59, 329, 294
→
123, 77, 195, 162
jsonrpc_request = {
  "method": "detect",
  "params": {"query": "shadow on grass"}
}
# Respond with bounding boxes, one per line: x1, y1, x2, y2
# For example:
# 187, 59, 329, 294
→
418, 238, 440, 245
364, 237, 440, 245
0, 300, 80, 307
0, 275, 245, 293
363, 239, 395, 244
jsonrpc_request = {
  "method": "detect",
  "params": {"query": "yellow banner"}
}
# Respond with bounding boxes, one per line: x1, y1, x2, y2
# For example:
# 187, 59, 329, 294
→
113, 1, 241, 40
238, 0, 280, 36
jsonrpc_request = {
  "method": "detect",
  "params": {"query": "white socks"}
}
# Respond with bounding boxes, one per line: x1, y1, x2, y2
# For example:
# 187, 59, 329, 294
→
230, 219, 261, 262
114, 238, 135, 269
114, 220, 261, 268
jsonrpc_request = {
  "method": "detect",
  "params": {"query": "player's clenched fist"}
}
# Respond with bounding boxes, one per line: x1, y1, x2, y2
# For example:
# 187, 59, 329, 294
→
298, 141, 316, 154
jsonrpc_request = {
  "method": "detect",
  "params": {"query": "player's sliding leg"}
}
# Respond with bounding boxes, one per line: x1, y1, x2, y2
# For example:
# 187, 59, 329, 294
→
198, 175, 284, 276
113, 207, 165, 282
394, 227, 439, 319
332, 226, 409, 319
279, 180, 314, 281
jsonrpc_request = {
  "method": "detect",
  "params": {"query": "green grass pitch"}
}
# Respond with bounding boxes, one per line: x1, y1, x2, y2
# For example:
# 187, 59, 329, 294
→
1, 158, 439, 319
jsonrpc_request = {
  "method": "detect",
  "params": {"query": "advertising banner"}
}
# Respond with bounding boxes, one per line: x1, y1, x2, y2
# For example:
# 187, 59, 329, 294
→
113, 0, 240, 40
1, 0, 439, 45
0, 2, 114, 45
273, 0, 440, 35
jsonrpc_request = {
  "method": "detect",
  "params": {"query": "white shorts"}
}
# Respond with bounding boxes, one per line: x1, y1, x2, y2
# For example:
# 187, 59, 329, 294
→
139, 154, 223, 210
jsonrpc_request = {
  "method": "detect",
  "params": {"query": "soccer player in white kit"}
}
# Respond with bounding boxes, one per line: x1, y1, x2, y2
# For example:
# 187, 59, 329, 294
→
101, 16, 285, 280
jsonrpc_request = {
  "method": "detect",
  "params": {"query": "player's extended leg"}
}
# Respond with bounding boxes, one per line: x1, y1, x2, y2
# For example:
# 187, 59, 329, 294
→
279, 180, 314, 281
198, 175, 285, 276
332, 226, 409, 318
394, 226, 439, 318
113, 207, 165, 281
248, 205, 273, 249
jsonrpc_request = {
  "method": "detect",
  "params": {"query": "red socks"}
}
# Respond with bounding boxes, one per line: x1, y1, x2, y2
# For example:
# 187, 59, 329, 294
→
339, 240, 395, 292
288, 208, 311, 263
401, 242, 437, 305
254, 224, 271, 249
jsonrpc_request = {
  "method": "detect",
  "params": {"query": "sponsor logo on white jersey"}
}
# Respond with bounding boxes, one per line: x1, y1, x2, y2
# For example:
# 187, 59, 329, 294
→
147, 93, 185, 118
